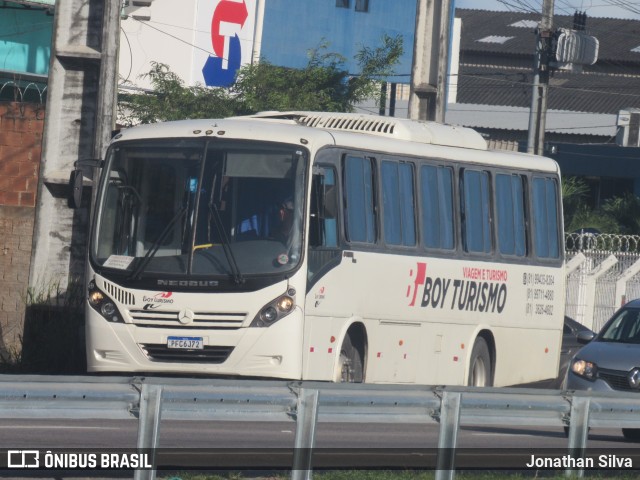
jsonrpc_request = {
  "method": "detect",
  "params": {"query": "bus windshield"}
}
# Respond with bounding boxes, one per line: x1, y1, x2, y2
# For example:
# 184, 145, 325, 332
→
92, 139, 307, 279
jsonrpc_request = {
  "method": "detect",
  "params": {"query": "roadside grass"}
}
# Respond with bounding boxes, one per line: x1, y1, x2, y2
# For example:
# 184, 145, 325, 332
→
160, 472, 640, 480
0, 277, 86, 374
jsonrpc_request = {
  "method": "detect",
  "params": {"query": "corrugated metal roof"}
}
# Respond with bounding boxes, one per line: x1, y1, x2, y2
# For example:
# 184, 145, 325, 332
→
445, 104, 616, 137
457, 8, 640, 65
457, 66, 640, 115
4, 0, 55, 7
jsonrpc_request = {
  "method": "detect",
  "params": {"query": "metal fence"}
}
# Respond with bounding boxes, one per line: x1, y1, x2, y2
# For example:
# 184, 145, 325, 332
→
566, 233, 640, 331
3, 375, 640, 480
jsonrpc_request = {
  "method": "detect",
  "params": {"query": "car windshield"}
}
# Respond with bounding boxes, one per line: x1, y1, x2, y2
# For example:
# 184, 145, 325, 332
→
92, 139, 307, 278
598, 307, 640, 344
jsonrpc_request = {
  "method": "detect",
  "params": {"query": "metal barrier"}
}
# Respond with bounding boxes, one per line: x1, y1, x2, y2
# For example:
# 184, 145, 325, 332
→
2, 375, 640, 479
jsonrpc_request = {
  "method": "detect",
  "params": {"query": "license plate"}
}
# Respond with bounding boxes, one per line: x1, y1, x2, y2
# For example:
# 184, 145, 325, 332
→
167, 336, 204, 350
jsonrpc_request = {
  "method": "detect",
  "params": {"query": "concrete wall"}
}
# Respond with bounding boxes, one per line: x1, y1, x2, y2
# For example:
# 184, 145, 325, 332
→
0, 102, 44, 356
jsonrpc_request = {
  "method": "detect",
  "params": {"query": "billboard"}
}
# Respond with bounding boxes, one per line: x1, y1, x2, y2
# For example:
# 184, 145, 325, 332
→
193, 0, 257, 87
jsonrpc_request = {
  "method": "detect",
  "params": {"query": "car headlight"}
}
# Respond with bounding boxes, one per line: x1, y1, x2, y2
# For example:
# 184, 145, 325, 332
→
87, 281, 125, 324
571, 358, 598, 381
250, 288, 296, 328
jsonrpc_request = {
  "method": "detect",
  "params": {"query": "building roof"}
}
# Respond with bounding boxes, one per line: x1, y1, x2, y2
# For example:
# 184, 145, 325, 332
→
454, 9, 640, 118
3, 0, 55, 7
446, 103, 617, 137
457, 66, 640, 114
457, 8, 640, 65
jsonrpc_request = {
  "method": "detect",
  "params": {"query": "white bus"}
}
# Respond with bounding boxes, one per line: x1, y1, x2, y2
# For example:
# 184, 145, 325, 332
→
74, 112, 565, 386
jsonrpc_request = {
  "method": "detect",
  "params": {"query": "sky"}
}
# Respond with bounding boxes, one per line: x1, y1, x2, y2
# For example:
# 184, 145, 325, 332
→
454, 0, 640, 20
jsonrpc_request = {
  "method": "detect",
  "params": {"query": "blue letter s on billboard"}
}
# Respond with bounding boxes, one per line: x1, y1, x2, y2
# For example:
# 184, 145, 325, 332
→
203, 0, 248, 87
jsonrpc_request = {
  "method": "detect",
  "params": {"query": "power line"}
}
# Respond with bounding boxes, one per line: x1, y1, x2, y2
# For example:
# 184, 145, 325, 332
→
130, 17, 215, 57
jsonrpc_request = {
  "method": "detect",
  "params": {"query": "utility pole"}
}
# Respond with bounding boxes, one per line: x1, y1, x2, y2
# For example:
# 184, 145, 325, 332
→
408, 0, 453, 123
527, 0, 554, 155
29, 0, 121, 291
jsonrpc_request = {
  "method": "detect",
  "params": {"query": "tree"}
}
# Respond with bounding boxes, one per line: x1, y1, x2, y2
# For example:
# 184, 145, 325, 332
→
602, 193, 640, 235
562, 176, 640, 235
118, 35, 403, 125
118, 63, 244, 125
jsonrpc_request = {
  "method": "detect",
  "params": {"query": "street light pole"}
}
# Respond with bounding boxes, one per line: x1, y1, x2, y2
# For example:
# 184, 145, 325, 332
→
527, 0, 554, 155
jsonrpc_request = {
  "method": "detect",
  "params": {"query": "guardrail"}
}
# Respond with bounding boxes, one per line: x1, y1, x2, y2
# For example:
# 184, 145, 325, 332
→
2, 375, 640, 480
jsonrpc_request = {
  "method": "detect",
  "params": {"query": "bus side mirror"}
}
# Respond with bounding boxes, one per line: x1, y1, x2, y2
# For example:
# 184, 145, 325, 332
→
68, 158, 104, 208
68, 169, 84, 208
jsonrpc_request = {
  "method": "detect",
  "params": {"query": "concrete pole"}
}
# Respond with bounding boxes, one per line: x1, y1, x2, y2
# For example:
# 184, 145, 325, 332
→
29, 0, 121, 294
408, 0, 453, 123
527, 0, 554, 155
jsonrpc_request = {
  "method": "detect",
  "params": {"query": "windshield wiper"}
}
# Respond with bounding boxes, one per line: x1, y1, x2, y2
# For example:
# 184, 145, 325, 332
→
208, 201, 245, 285
129, 206, 187, 280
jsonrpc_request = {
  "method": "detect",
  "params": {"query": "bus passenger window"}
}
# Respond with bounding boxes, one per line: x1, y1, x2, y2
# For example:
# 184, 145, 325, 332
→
344, 155, 376, 243
495, 174, 526, 257
420, 165, 454, 249
462, 169, 492, 254
381, 160, 416, 246
532, 177, 560, 258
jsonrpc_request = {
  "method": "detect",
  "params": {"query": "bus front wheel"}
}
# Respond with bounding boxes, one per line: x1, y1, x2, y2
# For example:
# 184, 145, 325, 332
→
336, 333, 364, 383
468, 337, 492, 387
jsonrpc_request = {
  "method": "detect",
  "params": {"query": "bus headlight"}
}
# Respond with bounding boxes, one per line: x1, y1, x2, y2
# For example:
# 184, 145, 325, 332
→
87, 282, 125, 324
251, 291, 296, 328
571, 358, 597, 381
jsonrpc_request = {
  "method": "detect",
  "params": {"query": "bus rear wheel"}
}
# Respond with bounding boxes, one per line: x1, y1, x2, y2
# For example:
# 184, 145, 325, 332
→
337, 333, 364, 383
468, 337, 492, 387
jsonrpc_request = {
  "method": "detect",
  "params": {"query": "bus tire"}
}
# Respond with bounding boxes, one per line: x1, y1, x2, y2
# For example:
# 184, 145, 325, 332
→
468, 337, 492, 387
337, 333, 364, 383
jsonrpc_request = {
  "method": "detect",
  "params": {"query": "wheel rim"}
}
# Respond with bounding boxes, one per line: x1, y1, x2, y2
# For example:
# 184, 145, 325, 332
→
338, 350, 354, 382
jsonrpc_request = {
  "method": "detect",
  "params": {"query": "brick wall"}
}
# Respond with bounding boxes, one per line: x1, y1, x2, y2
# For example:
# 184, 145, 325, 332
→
0, 103, 42, 207
0, 102, 44, 357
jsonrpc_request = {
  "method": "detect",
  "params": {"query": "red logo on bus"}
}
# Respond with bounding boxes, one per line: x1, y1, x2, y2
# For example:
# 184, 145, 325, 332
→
407, 262, 427, 307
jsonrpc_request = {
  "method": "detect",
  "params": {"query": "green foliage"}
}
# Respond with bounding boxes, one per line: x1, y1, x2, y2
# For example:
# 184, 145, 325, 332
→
118, 35, 403, 125
161, 472, 632, 480
118, 63, 245, 125
565, 204, 621, 235
601, 193, 640, 235
562, 176, 640, 235
561, 176, 589, 226
232, 44, 352, 112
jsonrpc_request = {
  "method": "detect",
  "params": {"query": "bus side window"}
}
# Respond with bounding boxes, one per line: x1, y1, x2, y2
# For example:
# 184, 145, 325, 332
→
381, 160, 416, 246
308, 166, 340, 285
420, 164, 454, 250
310, 167, 338, 248
344, 155, 376, 243
495, 173, 527, 257
532, 176, 560, 259
461, 169, 492, 254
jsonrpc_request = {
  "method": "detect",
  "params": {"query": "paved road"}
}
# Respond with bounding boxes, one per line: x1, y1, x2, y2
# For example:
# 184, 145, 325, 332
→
1, 418, 635, 448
